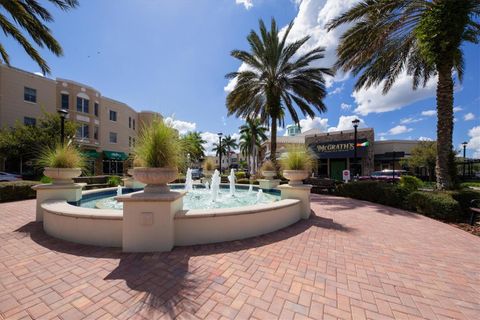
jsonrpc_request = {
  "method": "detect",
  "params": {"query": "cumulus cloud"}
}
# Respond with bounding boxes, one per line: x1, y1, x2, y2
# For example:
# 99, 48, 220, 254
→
352, 71, 437, 115
421, 109, 437, 116
340, 103, 351, 111
201, 132, 221, 156
400, 117, 423, 124
328, 115, 366, 132
453, 106, 463, 112
418, 136, 433, 141
298, 116, 329, 133
164, 117, 196, 135
381, 125, 413, 136
329, 84, 344, 95
466, 126, 480, 158
235, 0, 253, 10
464, 112, 475, 121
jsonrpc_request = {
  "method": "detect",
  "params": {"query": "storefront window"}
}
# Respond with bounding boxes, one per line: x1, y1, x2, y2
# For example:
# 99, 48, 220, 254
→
317, 159, 328, 177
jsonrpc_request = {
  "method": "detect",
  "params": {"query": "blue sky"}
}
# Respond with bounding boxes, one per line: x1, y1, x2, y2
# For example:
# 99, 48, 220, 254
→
3, 0, 479, 156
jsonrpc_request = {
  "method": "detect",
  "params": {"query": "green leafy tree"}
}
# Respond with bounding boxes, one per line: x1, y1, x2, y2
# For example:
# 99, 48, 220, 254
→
222, 135, 238, 168
180, 131, 206, 163
226, 18, 333, 163
402, 141, 437, 181
0, 0, 79, 75
327, 0, 479, 189
239, 118, 268, 174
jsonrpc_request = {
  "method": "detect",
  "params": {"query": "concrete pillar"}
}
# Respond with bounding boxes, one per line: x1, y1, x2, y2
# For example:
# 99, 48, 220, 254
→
278, 184, 312, 219
258, 179, 281, 190
32, 183, 84, 222
116, 191, 185, 252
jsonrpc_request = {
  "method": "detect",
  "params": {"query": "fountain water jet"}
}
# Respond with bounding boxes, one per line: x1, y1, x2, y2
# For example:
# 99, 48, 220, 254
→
248, 185, 253, 194
117, 185, 122, 196
228, 169, 236, 196
204, 181, 209, 190
185, 168, 193, 192
256, 189, 264, 203
210, 169, 221, 202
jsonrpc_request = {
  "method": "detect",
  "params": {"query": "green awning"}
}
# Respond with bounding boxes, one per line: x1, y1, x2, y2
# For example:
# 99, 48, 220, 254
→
82, 149, 100, 159
103, 150, 128, 161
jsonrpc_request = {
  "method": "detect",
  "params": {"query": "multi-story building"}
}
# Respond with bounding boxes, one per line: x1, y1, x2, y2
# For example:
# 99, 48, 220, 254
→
204, 152, 248, 172
0, 65, 161, 175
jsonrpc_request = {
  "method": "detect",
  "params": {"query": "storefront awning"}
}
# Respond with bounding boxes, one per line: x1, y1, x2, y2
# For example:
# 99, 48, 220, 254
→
103, 150, 129, 161
82, 149, 100, 159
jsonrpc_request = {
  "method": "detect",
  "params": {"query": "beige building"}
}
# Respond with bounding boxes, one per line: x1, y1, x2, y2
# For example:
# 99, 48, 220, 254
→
204, 152, 248, 171
0, 65, 161, 175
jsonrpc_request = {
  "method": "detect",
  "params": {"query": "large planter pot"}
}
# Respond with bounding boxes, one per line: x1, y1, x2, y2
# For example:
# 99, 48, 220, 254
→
283, 170, 309, 186
127, 169, 134, 176
43, 167, 82, 184
133, 167, 178, 193
262, 170, 276, 180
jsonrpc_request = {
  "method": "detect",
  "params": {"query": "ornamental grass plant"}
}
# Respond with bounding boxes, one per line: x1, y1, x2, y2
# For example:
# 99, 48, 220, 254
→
280, 147, 314, 171
37, 143, 85, 169
202, 158, 215, 171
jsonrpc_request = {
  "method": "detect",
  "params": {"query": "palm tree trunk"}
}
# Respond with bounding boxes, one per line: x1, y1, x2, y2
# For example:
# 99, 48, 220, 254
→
270, 117, 277, 164
435, 62, 454, 190
251, 136, 257, 174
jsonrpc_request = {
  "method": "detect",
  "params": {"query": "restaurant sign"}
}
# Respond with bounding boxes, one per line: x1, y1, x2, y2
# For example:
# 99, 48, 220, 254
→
308, 139, 369, 159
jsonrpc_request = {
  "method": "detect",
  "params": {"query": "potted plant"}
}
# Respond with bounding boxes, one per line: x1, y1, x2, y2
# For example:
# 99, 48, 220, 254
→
38, 143, 84, 184
202, 158, 215, 178
133, 119, 181, 193
260, 160, 276, 180
280, 147, 314, 186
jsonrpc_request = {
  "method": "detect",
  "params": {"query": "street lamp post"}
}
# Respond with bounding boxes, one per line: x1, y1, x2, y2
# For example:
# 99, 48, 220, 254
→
57, 109, 69, 147
462, 141, 468, 177
352, 119, 360, 177
218, 132, 223, 172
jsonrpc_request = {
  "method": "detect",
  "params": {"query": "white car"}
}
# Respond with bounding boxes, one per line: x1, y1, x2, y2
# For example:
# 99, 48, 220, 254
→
0, 172, 22, 182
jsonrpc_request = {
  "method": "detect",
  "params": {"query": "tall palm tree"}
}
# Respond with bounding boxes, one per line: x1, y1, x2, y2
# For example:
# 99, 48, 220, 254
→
181, 131, 206, 162
222, 135, 238, 168
212, 142, 227, 158
239, 118, 268, 174
0, 0, 78, 75
226, 18, 333, 163
327, 0, 479, 189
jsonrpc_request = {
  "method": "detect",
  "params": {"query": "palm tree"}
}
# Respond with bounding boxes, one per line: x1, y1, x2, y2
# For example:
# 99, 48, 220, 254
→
212, 142, 227, 158
327, 0, 479, 189
239, 118, 268, 174
222, 135, 238, 168
226, 18, 333, 163
181, 131, 206, 162
0, 0, 79, 75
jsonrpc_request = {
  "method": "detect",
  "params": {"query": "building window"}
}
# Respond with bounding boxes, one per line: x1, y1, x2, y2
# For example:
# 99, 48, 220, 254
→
94, 103, 99, 116
76, 124, 89, 139
109, 132, 117, 143
129, 117, 131, 128
76, 97, 89, 113
94, 126, 99, 140
133, 119, 135, 130
129, 136, 132, 147
132, 137, 135, 147
109, 110, 117, 121
23, 117, 36, 126
61, 94, 69, 109
24, 87, 37, 103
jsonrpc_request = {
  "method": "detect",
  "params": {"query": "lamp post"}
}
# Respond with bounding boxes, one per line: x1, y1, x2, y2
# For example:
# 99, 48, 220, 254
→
352, 119, 360, 176
218, 132, 223, 172
462, 141, 468, 177
57, 109, 69, 147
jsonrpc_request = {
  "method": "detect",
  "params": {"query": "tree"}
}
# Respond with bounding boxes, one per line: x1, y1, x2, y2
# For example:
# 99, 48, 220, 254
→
180, 131, 206, 163
212, 142, 227, 158
327, 0, 479, 189
222, 135, 238, 168
0, 0, 79, 75
402, 141, 437, 181
239, 118, 268, 174
226, 18, 333, 164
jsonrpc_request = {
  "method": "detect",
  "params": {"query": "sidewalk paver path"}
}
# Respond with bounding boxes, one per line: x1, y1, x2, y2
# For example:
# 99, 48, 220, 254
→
1, 195, 479, 319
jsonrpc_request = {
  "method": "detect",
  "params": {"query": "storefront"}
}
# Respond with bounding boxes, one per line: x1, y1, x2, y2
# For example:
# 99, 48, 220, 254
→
102, 150, 129, 175
81, 149, 100, 175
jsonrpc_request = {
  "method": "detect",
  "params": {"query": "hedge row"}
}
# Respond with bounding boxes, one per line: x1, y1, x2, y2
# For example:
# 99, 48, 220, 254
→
0, 181, 38, 203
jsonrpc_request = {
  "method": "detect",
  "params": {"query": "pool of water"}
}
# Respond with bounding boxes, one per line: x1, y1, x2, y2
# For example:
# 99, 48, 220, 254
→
78, 185, 280, 210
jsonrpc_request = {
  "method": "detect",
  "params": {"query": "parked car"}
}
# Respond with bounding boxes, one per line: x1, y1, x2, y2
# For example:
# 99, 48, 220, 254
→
359, 170, 407, 181
190, 169, 202, 180
0, 172, 22, 182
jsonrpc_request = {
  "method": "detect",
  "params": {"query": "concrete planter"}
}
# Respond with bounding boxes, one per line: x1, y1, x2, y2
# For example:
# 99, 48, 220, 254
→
133, 167, 178, 193
43, 167, 82, 184
283, 170, 309, 186
262, 170, 276, 180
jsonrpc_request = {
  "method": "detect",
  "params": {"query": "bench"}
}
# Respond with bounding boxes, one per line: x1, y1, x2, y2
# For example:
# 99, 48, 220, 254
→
470, 199, 480, 226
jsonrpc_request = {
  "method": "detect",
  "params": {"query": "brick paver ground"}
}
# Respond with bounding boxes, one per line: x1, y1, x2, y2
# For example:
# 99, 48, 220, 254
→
1, 195, 479, 319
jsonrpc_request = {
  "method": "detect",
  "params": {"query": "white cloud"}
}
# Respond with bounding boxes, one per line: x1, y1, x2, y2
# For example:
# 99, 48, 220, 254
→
353, 71, 437, 115
381, 125, 413, 136
328, 115, 366, 132
466, 126, 480, 158
340, 103, 351, 111
418, 136, 433, 141
299, 117, 329, 133
464, 112, 475, 121
235, 0, 253, 10
400, 117, 423, 124
201, 132, 221, 156
164, 117, 196, 135
453, 106, 463, 112
421, 109, 437, 116
329, 84, 344, 95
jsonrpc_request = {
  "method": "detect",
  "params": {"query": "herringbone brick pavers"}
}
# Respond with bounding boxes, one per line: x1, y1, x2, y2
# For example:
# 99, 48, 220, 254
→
0, 196, 479, 319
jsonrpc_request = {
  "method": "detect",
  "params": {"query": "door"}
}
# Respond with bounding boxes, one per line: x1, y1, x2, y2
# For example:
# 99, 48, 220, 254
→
330, 159, 347, 181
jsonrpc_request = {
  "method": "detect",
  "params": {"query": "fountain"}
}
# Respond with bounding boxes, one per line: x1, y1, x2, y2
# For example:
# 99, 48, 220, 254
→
204, 181, 209, 190
117, 185, 122, 196
256, 189, 264, 203
185, 168, 193, 192
210, 169, 221, 202
248, 184, 253, 194
228, 169, 236, 196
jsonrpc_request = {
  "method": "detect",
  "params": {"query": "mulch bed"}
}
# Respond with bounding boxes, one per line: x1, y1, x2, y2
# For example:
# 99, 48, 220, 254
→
450, 223, 480, 237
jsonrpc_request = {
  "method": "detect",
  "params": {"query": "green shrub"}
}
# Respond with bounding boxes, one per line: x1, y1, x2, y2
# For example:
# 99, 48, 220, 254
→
460, 181, 480, 188
237, 178, 250, 184
451, 189, 480, 215
37, 143, 85, 168
336, 181, 410, 208
407, 192, 462, 221
235, 171, 246, 179
107, 175, 122, 187
0, 181, 38, 202
40, 175, 52, 184
399, 175, 423, 192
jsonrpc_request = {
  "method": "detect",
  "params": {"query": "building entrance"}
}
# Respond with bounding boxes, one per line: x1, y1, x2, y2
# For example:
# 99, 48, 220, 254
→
330, 159, 347, 181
